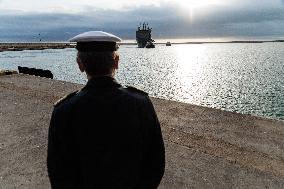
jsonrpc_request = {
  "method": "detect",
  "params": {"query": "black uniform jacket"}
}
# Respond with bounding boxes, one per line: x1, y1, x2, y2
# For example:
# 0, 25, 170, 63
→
47, 76, 165, 189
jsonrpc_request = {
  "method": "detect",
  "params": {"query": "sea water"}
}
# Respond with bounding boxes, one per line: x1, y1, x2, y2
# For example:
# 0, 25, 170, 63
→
1, 43, 284, 120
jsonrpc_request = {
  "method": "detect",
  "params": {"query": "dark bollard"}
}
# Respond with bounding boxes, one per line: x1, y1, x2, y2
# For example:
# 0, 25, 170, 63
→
22, 67, 29, 74
33, 69, 42, 77
23, 67, 30, 75
45, 70, 53, 79
29, 68, 36, 76
17, 66, 53, 79
37, 69, 45, 77
18, 66, 29, 74
18, 66, 23, 73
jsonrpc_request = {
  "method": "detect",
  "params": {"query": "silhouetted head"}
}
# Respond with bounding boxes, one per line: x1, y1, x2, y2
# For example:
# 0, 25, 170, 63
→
69, 31, 121, 78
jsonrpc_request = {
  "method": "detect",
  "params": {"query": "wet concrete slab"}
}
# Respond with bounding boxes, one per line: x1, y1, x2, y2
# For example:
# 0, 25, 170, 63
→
0, 74, 284, 189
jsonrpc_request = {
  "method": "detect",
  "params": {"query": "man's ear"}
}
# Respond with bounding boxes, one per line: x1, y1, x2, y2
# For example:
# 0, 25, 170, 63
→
77, 56, 85, 72
114, 54, 119, 69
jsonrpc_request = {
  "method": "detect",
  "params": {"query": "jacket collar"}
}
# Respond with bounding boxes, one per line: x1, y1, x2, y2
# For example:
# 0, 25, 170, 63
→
84, 76, 121, 90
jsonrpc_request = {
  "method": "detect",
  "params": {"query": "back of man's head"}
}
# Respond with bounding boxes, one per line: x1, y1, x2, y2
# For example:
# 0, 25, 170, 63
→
77, 51, 118, 76
69, 31, 121, 77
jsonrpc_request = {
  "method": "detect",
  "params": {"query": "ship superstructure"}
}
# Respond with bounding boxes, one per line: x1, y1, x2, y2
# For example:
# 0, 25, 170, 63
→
136, 22, 155, 48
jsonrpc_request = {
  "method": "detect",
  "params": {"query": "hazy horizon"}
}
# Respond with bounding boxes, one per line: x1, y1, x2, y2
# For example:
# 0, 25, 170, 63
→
1, 36, 284, 43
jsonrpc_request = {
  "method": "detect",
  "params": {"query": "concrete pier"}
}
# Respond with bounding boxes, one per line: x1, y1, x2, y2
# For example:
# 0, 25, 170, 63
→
0, 74, 284, 188
0, 43, 74, 52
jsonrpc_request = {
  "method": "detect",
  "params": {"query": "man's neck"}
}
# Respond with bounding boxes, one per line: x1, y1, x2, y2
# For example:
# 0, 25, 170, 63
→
87, 74, 114, 81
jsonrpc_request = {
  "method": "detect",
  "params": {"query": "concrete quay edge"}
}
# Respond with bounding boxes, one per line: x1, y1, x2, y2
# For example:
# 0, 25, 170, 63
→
0, 74, 283, 189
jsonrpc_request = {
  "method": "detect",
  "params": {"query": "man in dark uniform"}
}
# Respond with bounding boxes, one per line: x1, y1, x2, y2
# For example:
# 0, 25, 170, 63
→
47, 31, 165, 189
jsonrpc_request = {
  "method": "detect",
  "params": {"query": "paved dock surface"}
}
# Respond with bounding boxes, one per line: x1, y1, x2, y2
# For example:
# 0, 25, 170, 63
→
0, 74, 284, 189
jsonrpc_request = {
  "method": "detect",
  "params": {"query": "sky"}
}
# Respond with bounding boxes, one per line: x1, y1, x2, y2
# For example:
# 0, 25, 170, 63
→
0, 0, 284, 41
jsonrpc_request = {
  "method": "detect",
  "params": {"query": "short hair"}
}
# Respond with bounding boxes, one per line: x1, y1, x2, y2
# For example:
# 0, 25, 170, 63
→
77, 51, 117, 76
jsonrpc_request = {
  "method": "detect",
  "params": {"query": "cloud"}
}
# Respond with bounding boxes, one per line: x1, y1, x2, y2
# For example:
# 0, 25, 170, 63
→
1, 1, 284, 41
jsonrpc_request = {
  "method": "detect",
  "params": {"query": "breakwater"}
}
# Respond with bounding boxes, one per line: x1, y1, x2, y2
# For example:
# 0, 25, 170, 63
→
0, 42, 74, 52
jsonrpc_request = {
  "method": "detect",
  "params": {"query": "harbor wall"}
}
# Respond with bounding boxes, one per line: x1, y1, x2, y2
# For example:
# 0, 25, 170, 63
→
0, 43, 74, 51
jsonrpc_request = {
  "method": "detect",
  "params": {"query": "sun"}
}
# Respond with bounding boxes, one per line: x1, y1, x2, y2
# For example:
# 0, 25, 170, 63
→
174, 0, 221, 9
171, 0, 223, 21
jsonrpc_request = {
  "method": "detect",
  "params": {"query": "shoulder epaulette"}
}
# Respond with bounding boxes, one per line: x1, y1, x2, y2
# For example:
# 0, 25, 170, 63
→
126, 86, 148, 96
54, 90, 79, 107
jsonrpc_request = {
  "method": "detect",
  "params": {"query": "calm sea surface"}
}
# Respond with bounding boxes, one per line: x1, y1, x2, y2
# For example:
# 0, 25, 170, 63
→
1, 43, 284, 120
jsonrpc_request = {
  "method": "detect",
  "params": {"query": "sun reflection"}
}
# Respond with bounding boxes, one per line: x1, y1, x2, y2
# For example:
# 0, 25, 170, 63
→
173, 44, 210, 103
174, 44, 206, 75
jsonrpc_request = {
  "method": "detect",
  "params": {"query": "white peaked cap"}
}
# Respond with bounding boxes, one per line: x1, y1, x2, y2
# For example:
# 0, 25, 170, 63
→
69, 31, 122, 42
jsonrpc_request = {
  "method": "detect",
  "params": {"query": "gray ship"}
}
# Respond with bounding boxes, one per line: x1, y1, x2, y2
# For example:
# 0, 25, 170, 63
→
136, 22, 155, 48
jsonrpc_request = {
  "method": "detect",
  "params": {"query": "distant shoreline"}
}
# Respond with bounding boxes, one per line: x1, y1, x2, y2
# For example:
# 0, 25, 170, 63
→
122, 39, 284, 45
1, 40, 284, 52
